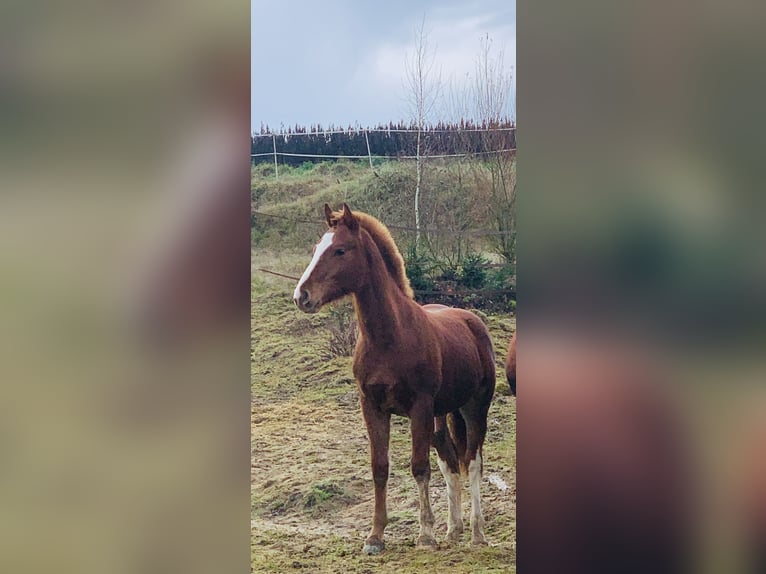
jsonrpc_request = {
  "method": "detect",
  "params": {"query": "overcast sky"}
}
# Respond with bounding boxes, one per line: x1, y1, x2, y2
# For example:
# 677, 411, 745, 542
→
251, 0, 515, 132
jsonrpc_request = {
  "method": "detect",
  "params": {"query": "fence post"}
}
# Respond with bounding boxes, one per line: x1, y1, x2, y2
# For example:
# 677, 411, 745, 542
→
272, 134, 279, 180
364, 130, 373, 171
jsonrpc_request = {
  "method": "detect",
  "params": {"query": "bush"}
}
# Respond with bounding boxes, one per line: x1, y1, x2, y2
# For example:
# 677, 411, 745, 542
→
436, 262, 459, 282
486, 262, 516, 290
404, 245, 436, 293
459, 253, 488, 289
324, 303, 357, 357
298, 161, 314, 173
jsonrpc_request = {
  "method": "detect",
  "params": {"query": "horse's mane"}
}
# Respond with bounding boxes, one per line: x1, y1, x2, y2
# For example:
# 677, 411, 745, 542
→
329, 209, 414, 300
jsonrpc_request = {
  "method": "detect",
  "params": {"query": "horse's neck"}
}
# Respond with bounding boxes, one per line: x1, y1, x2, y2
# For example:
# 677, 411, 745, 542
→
353, 283, 410, 348
352, 236, 412, 348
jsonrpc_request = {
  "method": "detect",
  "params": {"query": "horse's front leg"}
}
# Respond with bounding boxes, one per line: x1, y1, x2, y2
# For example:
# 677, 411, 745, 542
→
410, 398, 437, 548
361, 395, 391, 555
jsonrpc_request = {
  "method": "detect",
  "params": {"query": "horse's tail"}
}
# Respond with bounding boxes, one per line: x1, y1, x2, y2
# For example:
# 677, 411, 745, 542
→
447, 410, 468, 476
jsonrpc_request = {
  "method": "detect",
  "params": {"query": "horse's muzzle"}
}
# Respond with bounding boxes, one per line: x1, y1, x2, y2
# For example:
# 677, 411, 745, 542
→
293, 290, 318, 313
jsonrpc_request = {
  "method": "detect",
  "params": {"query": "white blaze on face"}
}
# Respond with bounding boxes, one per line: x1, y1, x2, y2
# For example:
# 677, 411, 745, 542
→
293, 231, 334, 301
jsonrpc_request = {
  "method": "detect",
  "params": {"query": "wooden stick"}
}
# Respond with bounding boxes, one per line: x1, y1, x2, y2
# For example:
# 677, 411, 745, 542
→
272, 134, 279, 180
257, 267, 300, 281
365, 130, 373, 170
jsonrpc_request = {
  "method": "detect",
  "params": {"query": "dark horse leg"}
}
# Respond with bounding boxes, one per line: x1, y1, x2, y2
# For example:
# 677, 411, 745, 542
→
433, 415, 464, 542
411, 398, 437, 548
361, 395, 391, 555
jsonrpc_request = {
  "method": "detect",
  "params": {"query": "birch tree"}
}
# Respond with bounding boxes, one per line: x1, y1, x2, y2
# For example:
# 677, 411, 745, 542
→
405, 17, 441, 250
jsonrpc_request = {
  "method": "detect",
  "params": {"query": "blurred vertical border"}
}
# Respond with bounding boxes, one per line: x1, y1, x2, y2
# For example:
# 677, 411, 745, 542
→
519, 0, 766, 573
0, 1, 250, 573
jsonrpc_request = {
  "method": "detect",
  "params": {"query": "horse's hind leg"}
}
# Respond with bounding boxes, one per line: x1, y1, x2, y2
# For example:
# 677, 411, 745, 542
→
460, 396, 492, 545
410, 398, 437, 548
433, 415, 464, 542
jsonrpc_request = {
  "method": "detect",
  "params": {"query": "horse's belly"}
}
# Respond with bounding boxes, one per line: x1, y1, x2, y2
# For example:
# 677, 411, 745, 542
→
433, 378, 476, 414
434, 349, 485, 410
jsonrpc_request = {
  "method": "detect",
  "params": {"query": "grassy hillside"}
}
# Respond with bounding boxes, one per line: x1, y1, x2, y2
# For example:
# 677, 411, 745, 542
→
251, 158, 516, 572
251, 158, 515, 251
252, 158, 516, 311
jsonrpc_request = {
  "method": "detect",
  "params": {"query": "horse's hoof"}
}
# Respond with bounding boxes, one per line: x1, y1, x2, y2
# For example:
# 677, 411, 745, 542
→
446, 529, 463, 543
471, 536, 489, 546
362, 538, 385, 555
416, 534, 439, 549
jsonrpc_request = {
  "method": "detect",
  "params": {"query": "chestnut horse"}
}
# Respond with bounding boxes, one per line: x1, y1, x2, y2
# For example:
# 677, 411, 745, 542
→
505, 332, 516, 396
294, 204, 496, 554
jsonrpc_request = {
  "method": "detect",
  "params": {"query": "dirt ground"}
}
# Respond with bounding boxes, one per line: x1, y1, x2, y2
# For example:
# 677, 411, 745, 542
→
251, 265, 516, 573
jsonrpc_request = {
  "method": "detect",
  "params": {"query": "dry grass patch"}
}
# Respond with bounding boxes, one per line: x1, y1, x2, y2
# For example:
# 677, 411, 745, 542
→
252, 271, 516, 573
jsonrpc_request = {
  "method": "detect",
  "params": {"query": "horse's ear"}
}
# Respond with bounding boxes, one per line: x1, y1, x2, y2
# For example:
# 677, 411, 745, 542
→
324, 203, 333, 226
341, 203, 358, 231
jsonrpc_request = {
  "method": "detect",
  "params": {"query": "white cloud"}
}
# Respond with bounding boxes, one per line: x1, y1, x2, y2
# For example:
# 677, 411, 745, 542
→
252, 0, 516, 128
358, 7, 515, 123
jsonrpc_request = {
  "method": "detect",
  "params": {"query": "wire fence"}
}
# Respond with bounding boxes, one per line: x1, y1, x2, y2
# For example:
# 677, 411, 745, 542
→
252, 148, 516, 160
251, 125, 517, 176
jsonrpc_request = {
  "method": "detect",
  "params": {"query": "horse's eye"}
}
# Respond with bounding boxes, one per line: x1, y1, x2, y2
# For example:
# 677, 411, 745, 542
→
334, 248, 346, 256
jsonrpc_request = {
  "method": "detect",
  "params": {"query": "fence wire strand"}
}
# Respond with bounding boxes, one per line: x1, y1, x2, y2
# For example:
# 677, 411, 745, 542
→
252, 148, 515, 160
252, 211, 513, 237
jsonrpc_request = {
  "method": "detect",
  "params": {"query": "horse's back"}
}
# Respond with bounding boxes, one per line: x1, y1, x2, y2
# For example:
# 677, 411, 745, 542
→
423, 305, 491, 348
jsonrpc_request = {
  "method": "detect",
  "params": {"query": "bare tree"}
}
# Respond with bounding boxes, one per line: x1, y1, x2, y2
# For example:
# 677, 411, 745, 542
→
405, 16, 441, 250
474, 35, 515, 124
471, 34, 516, 264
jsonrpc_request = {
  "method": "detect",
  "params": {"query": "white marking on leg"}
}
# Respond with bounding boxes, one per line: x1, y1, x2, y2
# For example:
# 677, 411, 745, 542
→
293, 231, 334, 300
468, 453, 487, 544
437, 456, 463, 540
416, 479, 436, 546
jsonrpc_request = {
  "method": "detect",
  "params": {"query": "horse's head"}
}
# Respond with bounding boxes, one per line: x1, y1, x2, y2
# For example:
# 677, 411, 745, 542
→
293, 203, 364, 313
